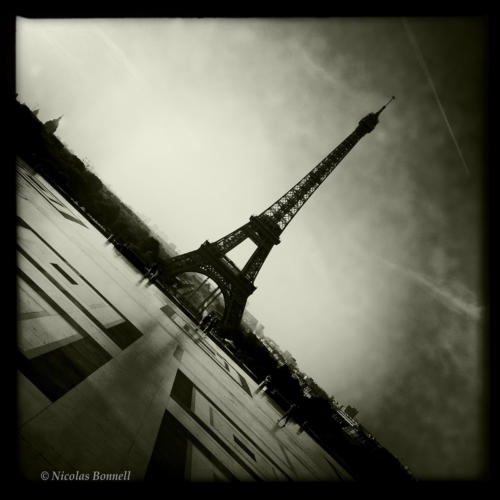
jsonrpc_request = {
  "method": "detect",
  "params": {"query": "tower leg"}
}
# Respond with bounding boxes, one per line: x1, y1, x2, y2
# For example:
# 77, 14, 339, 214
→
220, 295, 248, 338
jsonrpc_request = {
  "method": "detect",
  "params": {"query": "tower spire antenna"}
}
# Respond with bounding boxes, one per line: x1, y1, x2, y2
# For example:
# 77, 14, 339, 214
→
375, 96, 396, 116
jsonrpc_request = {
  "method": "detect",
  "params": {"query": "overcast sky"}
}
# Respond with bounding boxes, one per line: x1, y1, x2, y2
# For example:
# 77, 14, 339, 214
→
16, 16, 487, 480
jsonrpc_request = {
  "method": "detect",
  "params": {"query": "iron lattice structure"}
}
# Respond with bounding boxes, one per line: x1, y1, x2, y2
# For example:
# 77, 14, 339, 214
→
160, 98, 394, 334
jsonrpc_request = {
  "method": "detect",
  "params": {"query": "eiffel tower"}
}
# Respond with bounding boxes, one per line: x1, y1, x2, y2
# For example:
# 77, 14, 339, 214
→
159, 97, 395, 336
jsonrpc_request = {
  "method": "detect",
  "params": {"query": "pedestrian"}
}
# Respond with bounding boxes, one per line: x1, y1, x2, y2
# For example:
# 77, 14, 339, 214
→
203, 314, 215, 333
254, 375, 271, 395
147, 262, 159, 278
140, 263, 154, 284
277, 403, 297, 428
210, 317, 220, 334
146, 262, 159, 282
203, 316, 214, 335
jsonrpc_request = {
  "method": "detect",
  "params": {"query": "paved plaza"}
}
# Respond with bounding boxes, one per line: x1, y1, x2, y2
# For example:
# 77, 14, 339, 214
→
16, 157, 353, 482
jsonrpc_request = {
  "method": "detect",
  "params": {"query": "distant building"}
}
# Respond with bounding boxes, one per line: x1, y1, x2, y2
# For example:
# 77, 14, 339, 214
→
263, 337, 278, 350
282, 350, 297, 369
336, 407, 359, 429
44, 115, 63, 134
343, 426, 361, 440
254, 324, 265, 338
272, 341, 280, 350
345, 405, 359, 419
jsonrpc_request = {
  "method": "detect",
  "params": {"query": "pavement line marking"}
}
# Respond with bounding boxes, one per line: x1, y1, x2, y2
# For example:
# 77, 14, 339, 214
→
50, 262, 78, 285
17, 217, 144, 349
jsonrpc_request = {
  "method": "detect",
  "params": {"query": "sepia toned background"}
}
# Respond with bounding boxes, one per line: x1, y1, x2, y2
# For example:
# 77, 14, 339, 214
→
16, 16, 488, 479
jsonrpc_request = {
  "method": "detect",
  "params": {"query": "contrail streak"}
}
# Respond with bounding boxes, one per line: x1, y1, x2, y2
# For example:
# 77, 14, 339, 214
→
290, 39, 338, 88
401, 17, 471, 176
345, 233, 482, 320
91, 25, 149, 88
377, 255, 482, 320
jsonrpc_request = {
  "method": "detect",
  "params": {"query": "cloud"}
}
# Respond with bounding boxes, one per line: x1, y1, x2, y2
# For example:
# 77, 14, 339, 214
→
291, 40, 338, 89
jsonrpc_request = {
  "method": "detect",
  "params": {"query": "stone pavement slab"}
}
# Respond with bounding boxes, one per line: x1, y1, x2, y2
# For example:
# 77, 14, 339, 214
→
16, 158, 352, 482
